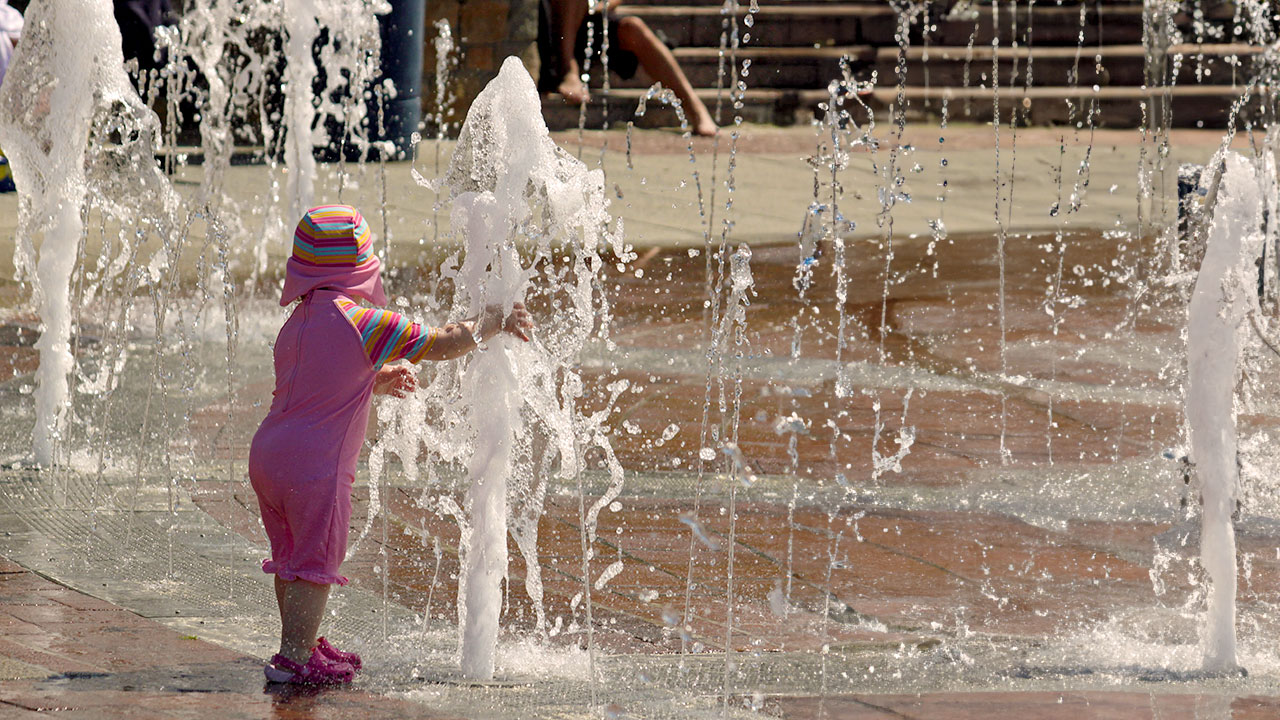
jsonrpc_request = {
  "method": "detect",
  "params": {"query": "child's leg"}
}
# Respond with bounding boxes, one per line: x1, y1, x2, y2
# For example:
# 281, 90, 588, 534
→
274, 575, 286, 618
276, 577, 331, 665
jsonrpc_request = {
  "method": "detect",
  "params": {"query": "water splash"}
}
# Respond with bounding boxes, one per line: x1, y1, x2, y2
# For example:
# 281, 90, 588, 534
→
282, 0, 387, 218
0, 0, 181, 467
430, 57, 625, 681
1187, 152, 1264, 673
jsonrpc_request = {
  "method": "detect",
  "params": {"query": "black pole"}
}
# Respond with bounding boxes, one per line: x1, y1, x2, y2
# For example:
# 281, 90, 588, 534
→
372, 0, 426, 158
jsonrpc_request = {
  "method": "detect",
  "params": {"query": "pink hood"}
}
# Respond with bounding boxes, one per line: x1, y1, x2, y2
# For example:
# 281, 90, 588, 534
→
281, 204, 387, 307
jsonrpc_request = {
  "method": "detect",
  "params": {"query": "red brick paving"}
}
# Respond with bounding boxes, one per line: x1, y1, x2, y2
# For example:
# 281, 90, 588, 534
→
176, 228, 1257, 660
188, 480, 1211, 654
765, 692, 1280, 719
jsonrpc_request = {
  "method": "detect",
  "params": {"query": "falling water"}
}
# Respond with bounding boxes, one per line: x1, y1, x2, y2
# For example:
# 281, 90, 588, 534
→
991, 0, 1010, 464
0, 0, 181, 467
281, 0, 386, 217
417, 57, 624, 681
281, 0, 321, 220
681, 0, 747, 662
1187, 152, 1264, 673
432, 18, 457, 172
719, 245, 753, 708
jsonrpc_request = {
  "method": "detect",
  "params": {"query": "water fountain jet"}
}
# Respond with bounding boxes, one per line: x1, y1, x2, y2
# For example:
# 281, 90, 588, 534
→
0, 0, 180, 468
431, 56, 625, 681
1187, 151, 1266, 674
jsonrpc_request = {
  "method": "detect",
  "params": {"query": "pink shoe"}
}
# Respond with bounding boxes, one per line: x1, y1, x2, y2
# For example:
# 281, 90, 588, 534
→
316, 636, 362, 671
263, 648, 355, 685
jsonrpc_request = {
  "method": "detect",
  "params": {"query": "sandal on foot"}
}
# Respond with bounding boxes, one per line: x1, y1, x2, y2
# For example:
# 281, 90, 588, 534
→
316, 636, 362, 671
264, 648, 355, 685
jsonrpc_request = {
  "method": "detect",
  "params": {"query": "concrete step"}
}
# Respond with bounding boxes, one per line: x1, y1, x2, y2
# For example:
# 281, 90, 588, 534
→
542, 83, 1269, 132
587, 41, 1261, 94
617, 3, 1250, 50
616, 4, 867, 49
542, 87, 818, 130
591, 45, 873, 90
857, 4, 1247, 48
617, 0, 880, 7
553, 3, 1266, 130
874, 3, 1149, 47
863, 84, 1269, 128
873, 43, 1264, 91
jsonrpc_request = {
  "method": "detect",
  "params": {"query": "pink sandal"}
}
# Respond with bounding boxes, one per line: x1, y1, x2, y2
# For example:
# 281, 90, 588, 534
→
316, 636, 362, 671
264, 647, 355, 685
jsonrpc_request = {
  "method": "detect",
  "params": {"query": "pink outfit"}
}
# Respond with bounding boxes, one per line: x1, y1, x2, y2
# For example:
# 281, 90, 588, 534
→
249, 206, 437, 586
0, 0, 22, 88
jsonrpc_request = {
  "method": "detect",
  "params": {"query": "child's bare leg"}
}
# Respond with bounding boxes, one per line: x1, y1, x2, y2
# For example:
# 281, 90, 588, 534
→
277, 577, 331, 664
274, 575, 286, 618
553, 0, 591, 102
616, 16, 717, 136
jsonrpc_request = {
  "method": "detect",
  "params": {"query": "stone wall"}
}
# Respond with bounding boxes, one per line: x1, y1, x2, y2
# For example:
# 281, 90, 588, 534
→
422, 0, 541, 135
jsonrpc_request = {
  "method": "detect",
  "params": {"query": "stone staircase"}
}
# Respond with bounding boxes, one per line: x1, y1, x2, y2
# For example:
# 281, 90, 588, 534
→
541, 1, 1272, 131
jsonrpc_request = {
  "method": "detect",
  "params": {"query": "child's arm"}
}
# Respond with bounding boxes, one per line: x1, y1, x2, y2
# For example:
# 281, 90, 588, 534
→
422, 302, 534, 361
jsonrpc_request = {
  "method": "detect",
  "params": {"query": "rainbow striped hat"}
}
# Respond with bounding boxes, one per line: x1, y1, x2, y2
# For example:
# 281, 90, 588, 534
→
281, 205, 387, 306
292, 204, 374, 267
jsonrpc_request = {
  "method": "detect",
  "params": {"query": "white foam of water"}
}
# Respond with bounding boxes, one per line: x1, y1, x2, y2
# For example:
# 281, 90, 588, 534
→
496, 636, 592, 680
0, 0, 180, 467
1187, 152, 1265, 672
1240, 430, 1280, 518
378, 57, 625, 681
280, 0, 385, 218
1059, 606, 1280, 680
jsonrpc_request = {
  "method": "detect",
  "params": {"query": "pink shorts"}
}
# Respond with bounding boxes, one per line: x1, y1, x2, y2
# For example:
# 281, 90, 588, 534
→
249, 436, 353, 586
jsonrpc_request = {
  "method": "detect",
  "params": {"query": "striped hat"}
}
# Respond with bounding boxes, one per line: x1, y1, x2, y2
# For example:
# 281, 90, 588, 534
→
292, 205, 374, 267
280, 205, 387, 306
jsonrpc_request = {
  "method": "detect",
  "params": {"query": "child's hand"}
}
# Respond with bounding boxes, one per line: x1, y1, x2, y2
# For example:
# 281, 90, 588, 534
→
503, 302, 534, 342
373, 364, 417, 397
478, 302, 535, 343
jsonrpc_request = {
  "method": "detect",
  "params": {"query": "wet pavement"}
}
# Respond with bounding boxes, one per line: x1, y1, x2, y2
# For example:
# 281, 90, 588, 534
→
766, 692, 1280, 719
3, 123, 1280, 717
0, 558, 457, 718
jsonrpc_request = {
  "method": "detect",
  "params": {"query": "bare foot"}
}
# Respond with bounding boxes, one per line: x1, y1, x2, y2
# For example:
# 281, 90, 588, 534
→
557, 75, 590, 103
692, 115, 717, 137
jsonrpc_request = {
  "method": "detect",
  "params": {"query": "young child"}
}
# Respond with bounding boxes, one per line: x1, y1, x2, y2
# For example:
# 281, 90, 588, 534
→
251, 204, 533, 684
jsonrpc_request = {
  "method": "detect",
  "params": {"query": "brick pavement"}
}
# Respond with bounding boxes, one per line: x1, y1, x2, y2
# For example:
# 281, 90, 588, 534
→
4, 551, 1280, 719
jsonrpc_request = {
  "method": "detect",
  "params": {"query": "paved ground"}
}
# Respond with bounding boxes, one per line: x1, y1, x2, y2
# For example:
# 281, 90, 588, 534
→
2, 555, 1279, 718
0, 557, 457, 719
0, 122, 1260, 281
3, 122, 1280, 717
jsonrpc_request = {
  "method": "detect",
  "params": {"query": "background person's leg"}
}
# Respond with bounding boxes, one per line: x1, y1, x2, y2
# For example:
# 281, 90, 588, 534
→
616, 16, 716, 136
552, 0, 592, 102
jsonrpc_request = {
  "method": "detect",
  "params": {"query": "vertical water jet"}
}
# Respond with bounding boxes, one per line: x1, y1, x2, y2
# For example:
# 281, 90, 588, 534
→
437, 57, 622, 682
1188, 152, 1264, 674
0, 0, 178, 467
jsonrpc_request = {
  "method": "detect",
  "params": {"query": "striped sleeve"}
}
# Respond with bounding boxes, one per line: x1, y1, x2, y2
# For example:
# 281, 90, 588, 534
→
333, 298, 438, 367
